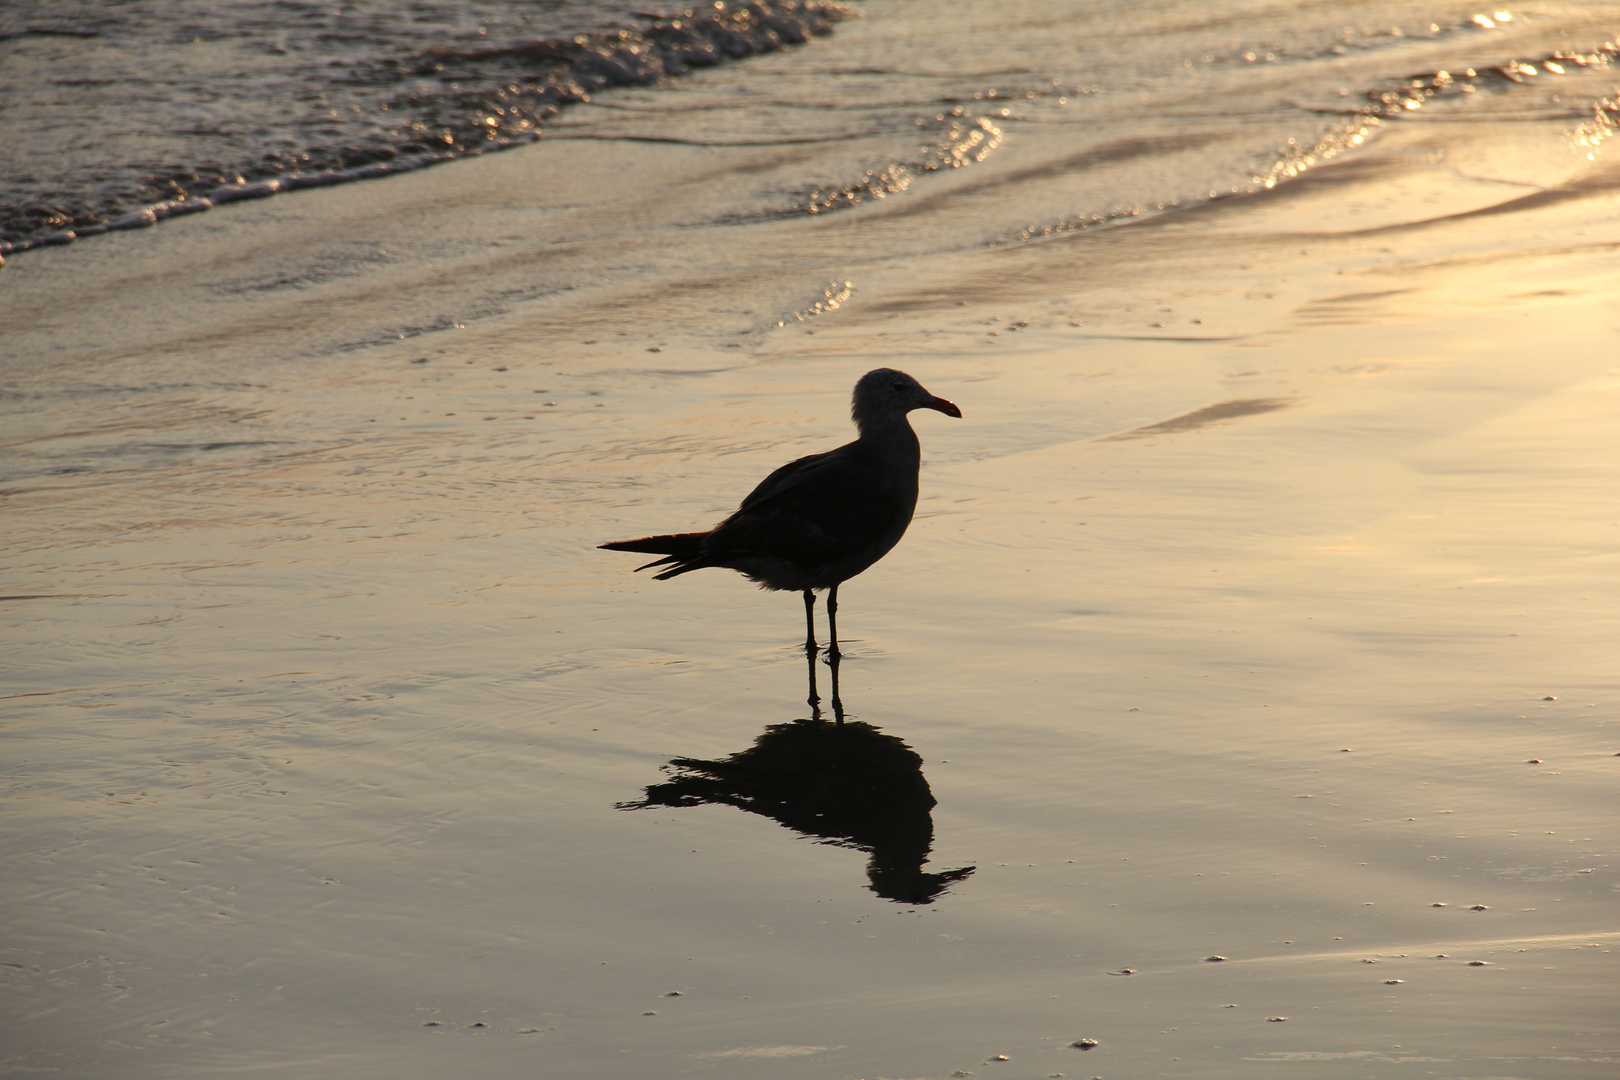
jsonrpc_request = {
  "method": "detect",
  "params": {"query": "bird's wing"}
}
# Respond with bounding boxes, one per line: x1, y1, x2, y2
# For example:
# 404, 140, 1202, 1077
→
734, 446, 843, 513
712, 444, 903, 567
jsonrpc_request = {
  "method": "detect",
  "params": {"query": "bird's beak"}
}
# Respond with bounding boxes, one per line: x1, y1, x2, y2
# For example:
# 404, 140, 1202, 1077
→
925, 395, 962, 418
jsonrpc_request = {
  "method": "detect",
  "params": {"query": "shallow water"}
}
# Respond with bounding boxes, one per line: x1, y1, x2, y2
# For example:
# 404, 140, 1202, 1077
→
0, 0, 847, 252
5, 1, 1620, 1077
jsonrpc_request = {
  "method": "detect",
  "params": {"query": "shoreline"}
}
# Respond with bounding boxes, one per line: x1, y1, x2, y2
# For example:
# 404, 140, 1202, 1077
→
0, 0, 852, 259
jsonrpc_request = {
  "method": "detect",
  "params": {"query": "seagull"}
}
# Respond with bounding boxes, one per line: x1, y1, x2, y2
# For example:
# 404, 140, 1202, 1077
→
601, 368, 961, 657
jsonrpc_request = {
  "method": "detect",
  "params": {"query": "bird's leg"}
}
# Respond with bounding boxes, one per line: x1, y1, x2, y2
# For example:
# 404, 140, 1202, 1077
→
806, 642, 822, 720
827, 647, 844, 724
826, 584, 842, 660
802, 588, 818, 657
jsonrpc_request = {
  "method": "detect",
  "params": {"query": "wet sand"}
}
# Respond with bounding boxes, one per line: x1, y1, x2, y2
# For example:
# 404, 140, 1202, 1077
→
6, 41, 1620, 1080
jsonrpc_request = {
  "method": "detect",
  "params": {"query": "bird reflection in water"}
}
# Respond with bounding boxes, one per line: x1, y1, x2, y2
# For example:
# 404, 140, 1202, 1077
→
619, 655, 975, 904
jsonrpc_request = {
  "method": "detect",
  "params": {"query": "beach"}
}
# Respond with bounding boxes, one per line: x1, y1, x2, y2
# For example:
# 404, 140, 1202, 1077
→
3, 2, 1619, 1077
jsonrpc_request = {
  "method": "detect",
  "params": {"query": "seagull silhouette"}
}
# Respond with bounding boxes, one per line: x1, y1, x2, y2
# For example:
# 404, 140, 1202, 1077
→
601, 368, 961, 656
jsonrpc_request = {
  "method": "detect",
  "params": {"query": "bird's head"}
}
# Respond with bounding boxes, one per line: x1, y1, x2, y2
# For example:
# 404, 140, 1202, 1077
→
852, 369, 962, 429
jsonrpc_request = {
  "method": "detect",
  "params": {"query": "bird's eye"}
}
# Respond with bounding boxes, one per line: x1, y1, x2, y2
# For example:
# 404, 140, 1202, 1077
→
891, 381, 907, 391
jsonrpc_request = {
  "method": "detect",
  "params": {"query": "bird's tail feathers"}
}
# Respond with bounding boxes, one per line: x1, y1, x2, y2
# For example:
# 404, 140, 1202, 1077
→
599, 531, 711, 575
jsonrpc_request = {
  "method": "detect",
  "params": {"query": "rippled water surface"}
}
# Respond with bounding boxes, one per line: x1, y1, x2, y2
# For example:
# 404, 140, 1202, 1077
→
0, 0, 846, 250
